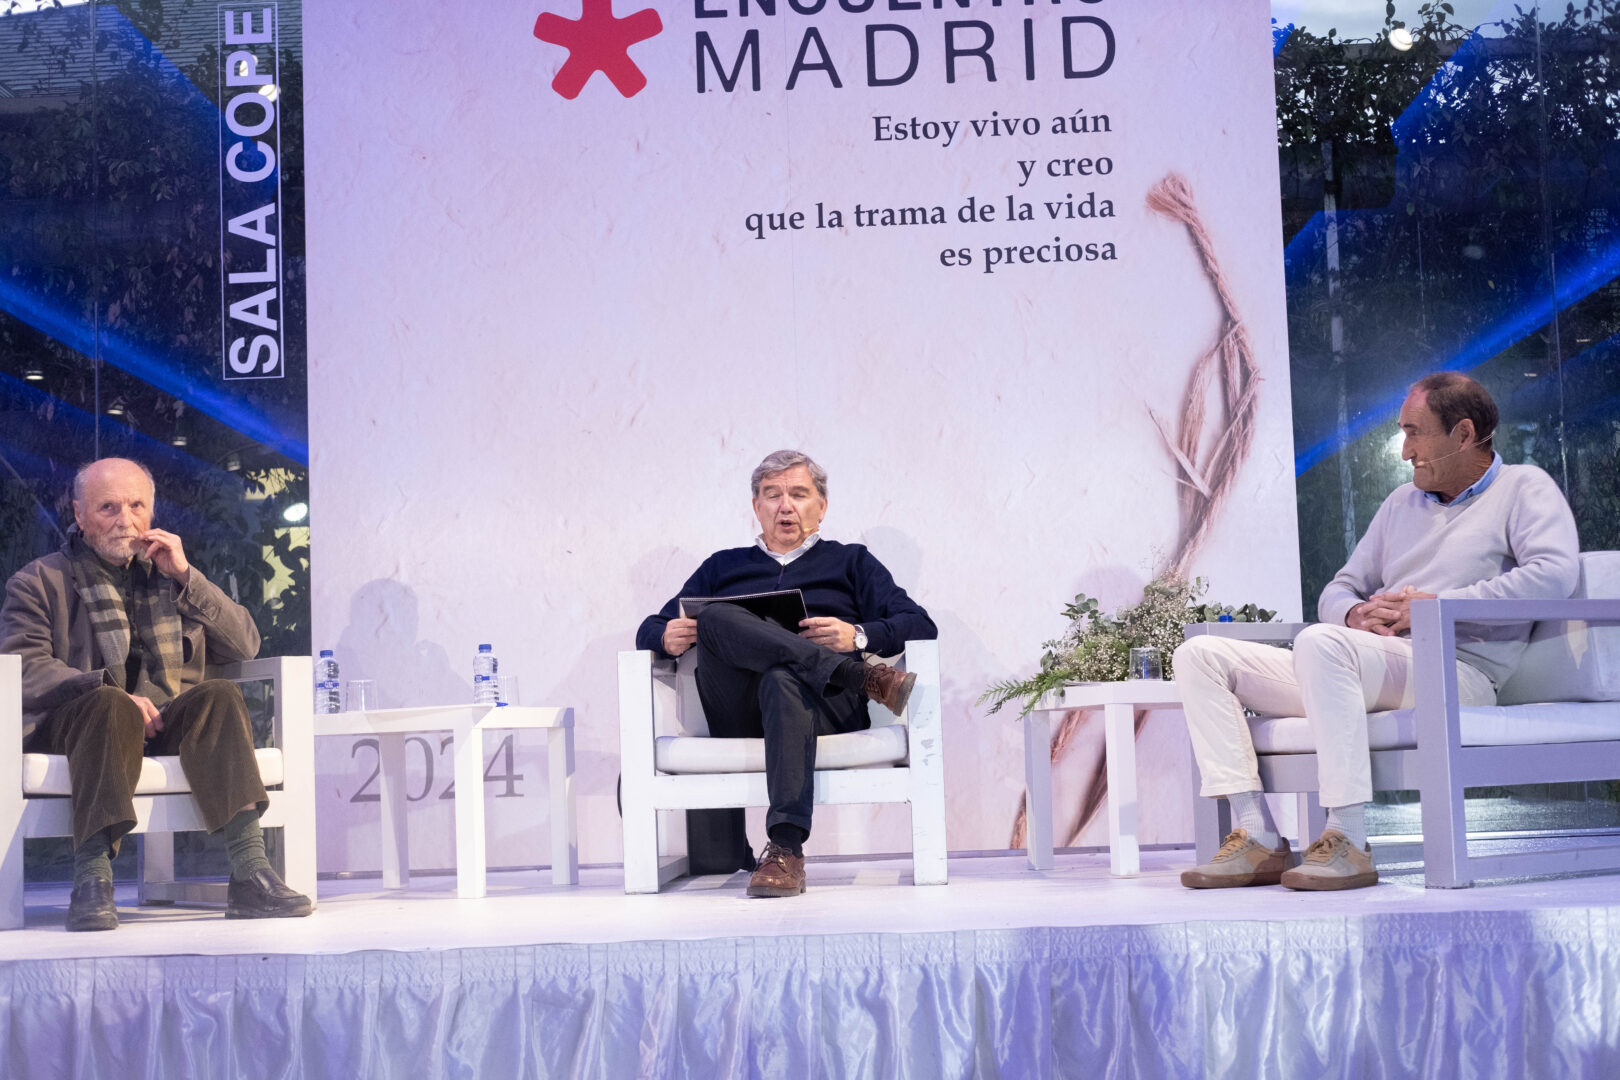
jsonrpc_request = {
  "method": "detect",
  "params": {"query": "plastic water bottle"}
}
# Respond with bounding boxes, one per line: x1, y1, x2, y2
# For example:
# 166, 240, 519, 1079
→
473, 643, 499, 705
315, 649, 341, 714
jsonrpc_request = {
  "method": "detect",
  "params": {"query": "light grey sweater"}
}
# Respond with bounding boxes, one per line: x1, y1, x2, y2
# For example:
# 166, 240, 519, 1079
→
1318, 463, 1580, 688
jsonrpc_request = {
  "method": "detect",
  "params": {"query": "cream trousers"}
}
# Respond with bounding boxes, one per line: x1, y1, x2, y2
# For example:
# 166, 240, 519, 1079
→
1172, 626, 1497, 808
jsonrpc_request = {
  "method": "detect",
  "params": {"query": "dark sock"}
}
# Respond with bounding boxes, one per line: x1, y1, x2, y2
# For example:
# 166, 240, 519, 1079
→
829, 658, 868, 692
224, 809, 272, 881
72, 830, 114, 888
768, 823, 807, 857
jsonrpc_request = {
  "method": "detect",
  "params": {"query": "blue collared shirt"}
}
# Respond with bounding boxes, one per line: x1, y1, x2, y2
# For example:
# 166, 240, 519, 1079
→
1425, 452, 1502, 505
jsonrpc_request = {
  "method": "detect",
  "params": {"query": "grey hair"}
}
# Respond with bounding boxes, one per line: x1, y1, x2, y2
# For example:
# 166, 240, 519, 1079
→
750, 450, 827, 499
73, 458, 156, 503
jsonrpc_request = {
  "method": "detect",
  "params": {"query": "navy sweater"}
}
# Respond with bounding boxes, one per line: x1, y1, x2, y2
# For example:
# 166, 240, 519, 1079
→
635, 540, 937, 659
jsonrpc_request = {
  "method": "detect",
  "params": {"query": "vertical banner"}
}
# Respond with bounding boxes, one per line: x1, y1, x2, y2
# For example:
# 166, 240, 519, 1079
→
219, 3, 285, 381
306, 0, 1299, 869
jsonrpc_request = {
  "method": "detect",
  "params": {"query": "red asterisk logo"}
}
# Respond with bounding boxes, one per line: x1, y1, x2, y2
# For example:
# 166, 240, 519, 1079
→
533, 0, 663, 100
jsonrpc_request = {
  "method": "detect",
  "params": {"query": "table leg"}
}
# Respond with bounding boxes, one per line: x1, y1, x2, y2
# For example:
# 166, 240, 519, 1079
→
453, 719, 487, 899
1023, 712, 1054, 871
548, 726, 578, 886
1104, 702, 1140, 876
377, 732, 410, 889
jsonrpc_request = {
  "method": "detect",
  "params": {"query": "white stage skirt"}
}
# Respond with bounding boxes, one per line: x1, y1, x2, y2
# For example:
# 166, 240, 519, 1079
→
5, 907, 1620, 1078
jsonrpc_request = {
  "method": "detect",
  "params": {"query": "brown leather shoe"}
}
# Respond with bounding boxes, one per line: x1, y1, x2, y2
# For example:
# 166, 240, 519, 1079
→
66, 876, 118, 932
226, 868, 315, 918
862, 663, 917, 717
746, 842, 806, 898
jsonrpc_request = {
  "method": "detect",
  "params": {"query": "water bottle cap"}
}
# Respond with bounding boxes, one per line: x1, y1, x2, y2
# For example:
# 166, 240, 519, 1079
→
478, 644, 493, 652
319, 649, 334, 657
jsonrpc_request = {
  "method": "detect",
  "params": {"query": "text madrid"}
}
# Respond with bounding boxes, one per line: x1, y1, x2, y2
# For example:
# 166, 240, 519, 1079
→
693, 17, 1115, 92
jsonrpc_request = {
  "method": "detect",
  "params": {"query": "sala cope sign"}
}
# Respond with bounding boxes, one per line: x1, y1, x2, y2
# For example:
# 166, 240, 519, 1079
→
219, 6, 285, 381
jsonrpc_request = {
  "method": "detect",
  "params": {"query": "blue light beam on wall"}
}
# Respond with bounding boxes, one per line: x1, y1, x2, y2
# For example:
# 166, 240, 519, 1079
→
1292, 231, 1620, 475
0, 278, 309, 465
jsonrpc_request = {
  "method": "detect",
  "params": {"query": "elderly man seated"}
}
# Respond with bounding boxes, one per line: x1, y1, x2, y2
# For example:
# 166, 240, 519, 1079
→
0, 458, 313, 930
1174, 373, 1579, 891
636, 449, 937, 898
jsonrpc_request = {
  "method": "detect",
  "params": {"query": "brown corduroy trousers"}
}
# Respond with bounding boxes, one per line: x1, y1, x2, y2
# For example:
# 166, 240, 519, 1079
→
25, 680, 269, 851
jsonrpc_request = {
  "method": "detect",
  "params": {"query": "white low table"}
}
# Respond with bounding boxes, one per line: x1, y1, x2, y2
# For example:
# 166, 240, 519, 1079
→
1023, 680, 1181, 876
316, 704, 577, 898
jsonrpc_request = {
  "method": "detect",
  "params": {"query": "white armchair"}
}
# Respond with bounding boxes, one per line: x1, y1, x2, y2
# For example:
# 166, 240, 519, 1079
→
0, 654, 317, 927
617, 640, 945, 893
1189, 551, 1620, 888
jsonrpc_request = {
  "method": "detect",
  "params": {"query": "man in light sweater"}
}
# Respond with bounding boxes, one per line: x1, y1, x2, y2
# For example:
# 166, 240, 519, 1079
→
1175, 372, 1579, 890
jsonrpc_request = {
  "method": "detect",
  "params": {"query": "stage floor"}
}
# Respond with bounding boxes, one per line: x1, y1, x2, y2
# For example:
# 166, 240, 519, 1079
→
6, 846, 1620, 961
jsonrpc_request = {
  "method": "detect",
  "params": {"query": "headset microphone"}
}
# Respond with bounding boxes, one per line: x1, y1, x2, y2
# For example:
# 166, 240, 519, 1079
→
1412, 445, 1470, 468
1413, 430, 1493, 469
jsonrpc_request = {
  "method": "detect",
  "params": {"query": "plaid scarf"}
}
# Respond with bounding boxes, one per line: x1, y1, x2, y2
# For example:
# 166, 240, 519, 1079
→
66, 530, 185, 706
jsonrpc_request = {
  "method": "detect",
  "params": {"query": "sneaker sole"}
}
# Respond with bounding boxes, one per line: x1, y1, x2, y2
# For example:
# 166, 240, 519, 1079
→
66, 914, 119, 932
1179, 869, 1286, 889
1280, 870, 1378, 891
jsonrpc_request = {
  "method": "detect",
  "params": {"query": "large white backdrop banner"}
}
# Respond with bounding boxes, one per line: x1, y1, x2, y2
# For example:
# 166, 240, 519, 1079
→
305, 0, 1300, 873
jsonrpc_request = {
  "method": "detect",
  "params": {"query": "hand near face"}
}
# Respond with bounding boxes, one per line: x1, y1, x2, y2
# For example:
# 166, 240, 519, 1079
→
129, 693, 163, 739
662, 617, 698, 657
139, 529, 191, 584
799, 617, 856, 652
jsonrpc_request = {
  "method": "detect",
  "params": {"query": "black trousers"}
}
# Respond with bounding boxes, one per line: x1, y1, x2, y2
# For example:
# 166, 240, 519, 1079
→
691, 602, 869, 853
26, 680, 269, 851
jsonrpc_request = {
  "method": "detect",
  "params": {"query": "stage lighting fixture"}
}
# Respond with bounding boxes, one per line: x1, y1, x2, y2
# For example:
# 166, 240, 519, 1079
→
282, 502, 309, 524
23, 365, 44, 381
1389, 27, 1414, 50
171, 433, 189, 448
105, 397, 126, 417
224, 452, 241, 473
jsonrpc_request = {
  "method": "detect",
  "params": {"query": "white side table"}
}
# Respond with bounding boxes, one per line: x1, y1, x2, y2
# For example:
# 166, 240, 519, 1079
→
315, 704, 577, 898
1023, 680, 1181, 876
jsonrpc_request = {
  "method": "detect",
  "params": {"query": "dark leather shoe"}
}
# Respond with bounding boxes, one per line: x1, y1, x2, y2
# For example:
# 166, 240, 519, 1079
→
862, 662, 917, 717
747, 842, 806, 898
226, 868, 314, 919
67, 876, 118, 932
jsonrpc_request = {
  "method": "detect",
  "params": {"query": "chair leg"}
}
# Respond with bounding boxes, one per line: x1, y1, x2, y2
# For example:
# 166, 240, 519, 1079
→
619, 651, 664, 894
623, 796, 662, 894
137, 832, 177, 906
1421, 772, 1472, 889
1301, 791, 1327, 846
1192, 794, 1228, 864
903, 640, 946, 885
1190, 756, 1228, 863
0, 661, 23, 930
0, 793, 22, 930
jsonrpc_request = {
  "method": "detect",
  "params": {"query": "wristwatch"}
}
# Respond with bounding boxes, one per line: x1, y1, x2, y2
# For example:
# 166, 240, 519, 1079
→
853, 624, 868, 652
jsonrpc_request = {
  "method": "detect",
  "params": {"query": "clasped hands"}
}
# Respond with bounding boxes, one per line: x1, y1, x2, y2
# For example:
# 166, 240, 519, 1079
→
661, 615, 858, 657
1347, 585, 1437, 636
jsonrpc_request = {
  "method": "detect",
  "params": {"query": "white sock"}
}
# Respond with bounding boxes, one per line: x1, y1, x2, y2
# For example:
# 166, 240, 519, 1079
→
1325, 803, 1368, 848
1226, 790, 1279, 849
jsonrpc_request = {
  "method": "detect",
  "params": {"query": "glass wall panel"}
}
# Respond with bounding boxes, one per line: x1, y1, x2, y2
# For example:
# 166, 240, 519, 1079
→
1274, 1, 1620, 838
0, 0, 308, 880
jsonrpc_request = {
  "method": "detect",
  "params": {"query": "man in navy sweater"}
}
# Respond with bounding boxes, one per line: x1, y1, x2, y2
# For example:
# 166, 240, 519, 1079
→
636, 450, 937, 898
